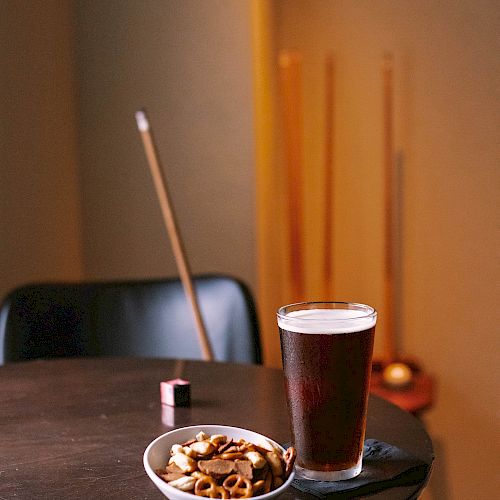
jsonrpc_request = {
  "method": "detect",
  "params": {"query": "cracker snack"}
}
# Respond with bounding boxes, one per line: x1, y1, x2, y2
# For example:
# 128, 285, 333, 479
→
155, 431, 296, 498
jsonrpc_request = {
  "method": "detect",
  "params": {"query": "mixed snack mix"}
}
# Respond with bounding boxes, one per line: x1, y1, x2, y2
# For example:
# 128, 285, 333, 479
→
155, 431, 296, 498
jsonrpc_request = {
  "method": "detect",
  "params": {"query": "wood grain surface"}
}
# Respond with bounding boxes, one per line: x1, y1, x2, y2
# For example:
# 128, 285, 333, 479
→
0, 358, 433, 499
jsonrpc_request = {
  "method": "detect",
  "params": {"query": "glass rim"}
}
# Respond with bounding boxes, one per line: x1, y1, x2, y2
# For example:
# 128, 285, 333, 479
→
276, 301, 377, 322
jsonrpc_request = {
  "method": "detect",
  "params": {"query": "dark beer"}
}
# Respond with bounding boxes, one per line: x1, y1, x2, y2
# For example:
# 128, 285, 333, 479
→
278, 304, 376, 480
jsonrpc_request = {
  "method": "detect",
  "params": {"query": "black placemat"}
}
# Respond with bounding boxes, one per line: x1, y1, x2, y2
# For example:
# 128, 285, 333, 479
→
290, 439, 434, 499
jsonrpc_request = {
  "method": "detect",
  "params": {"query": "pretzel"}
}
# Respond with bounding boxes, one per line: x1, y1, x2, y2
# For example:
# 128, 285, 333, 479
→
194, 477, 229, 499
284, 447, 296, 478
223, 474, 253, 498
217, 438, 234, 454
252, 470, 271, 496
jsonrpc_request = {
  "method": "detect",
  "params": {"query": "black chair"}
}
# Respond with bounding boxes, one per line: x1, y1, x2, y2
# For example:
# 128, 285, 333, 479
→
0, 274, 261, 365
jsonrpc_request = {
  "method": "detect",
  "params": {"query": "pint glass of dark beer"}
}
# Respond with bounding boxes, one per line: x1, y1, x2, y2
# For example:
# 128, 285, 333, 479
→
277, 302, 377, 481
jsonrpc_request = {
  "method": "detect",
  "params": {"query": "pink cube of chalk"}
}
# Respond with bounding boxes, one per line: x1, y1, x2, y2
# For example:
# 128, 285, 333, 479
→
160, 378, 191, 407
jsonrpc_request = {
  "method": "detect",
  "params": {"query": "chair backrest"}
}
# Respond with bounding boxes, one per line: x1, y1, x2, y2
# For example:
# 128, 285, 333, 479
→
0, 274, 261, 365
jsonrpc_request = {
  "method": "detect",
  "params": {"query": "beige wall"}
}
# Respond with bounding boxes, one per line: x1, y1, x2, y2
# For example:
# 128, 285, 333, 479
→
1, 1, 498, 498
0, 0, 83, 301
275, 1, 499, 498
74, 0, 257, 289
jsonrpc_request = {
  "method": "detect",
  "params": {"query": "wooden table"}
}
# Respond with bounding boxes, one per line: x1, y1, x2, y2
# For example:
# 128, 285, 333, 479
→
0, 358, 433, 499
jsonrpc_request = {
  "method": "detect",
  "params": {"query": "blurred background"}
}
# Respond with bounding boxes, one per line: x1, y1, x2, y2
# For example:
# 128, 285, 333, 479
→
1, 1, 498, 498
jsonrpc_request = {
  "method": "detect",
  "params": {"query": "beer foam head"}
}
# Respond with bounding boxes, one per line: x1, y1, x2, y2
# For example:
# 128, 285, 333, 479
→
277, 307, 376, 334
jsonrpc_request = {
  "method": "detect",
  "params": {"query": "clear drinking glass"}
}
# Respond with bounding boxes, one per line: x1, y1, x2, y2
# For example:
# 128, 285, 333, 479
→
277, 302, 377, 481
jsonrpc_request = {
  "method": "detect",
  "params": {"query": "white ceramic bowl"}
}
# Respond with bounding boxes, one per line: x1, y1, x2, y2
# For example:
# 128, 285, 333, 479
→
144, 424, 295, 500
